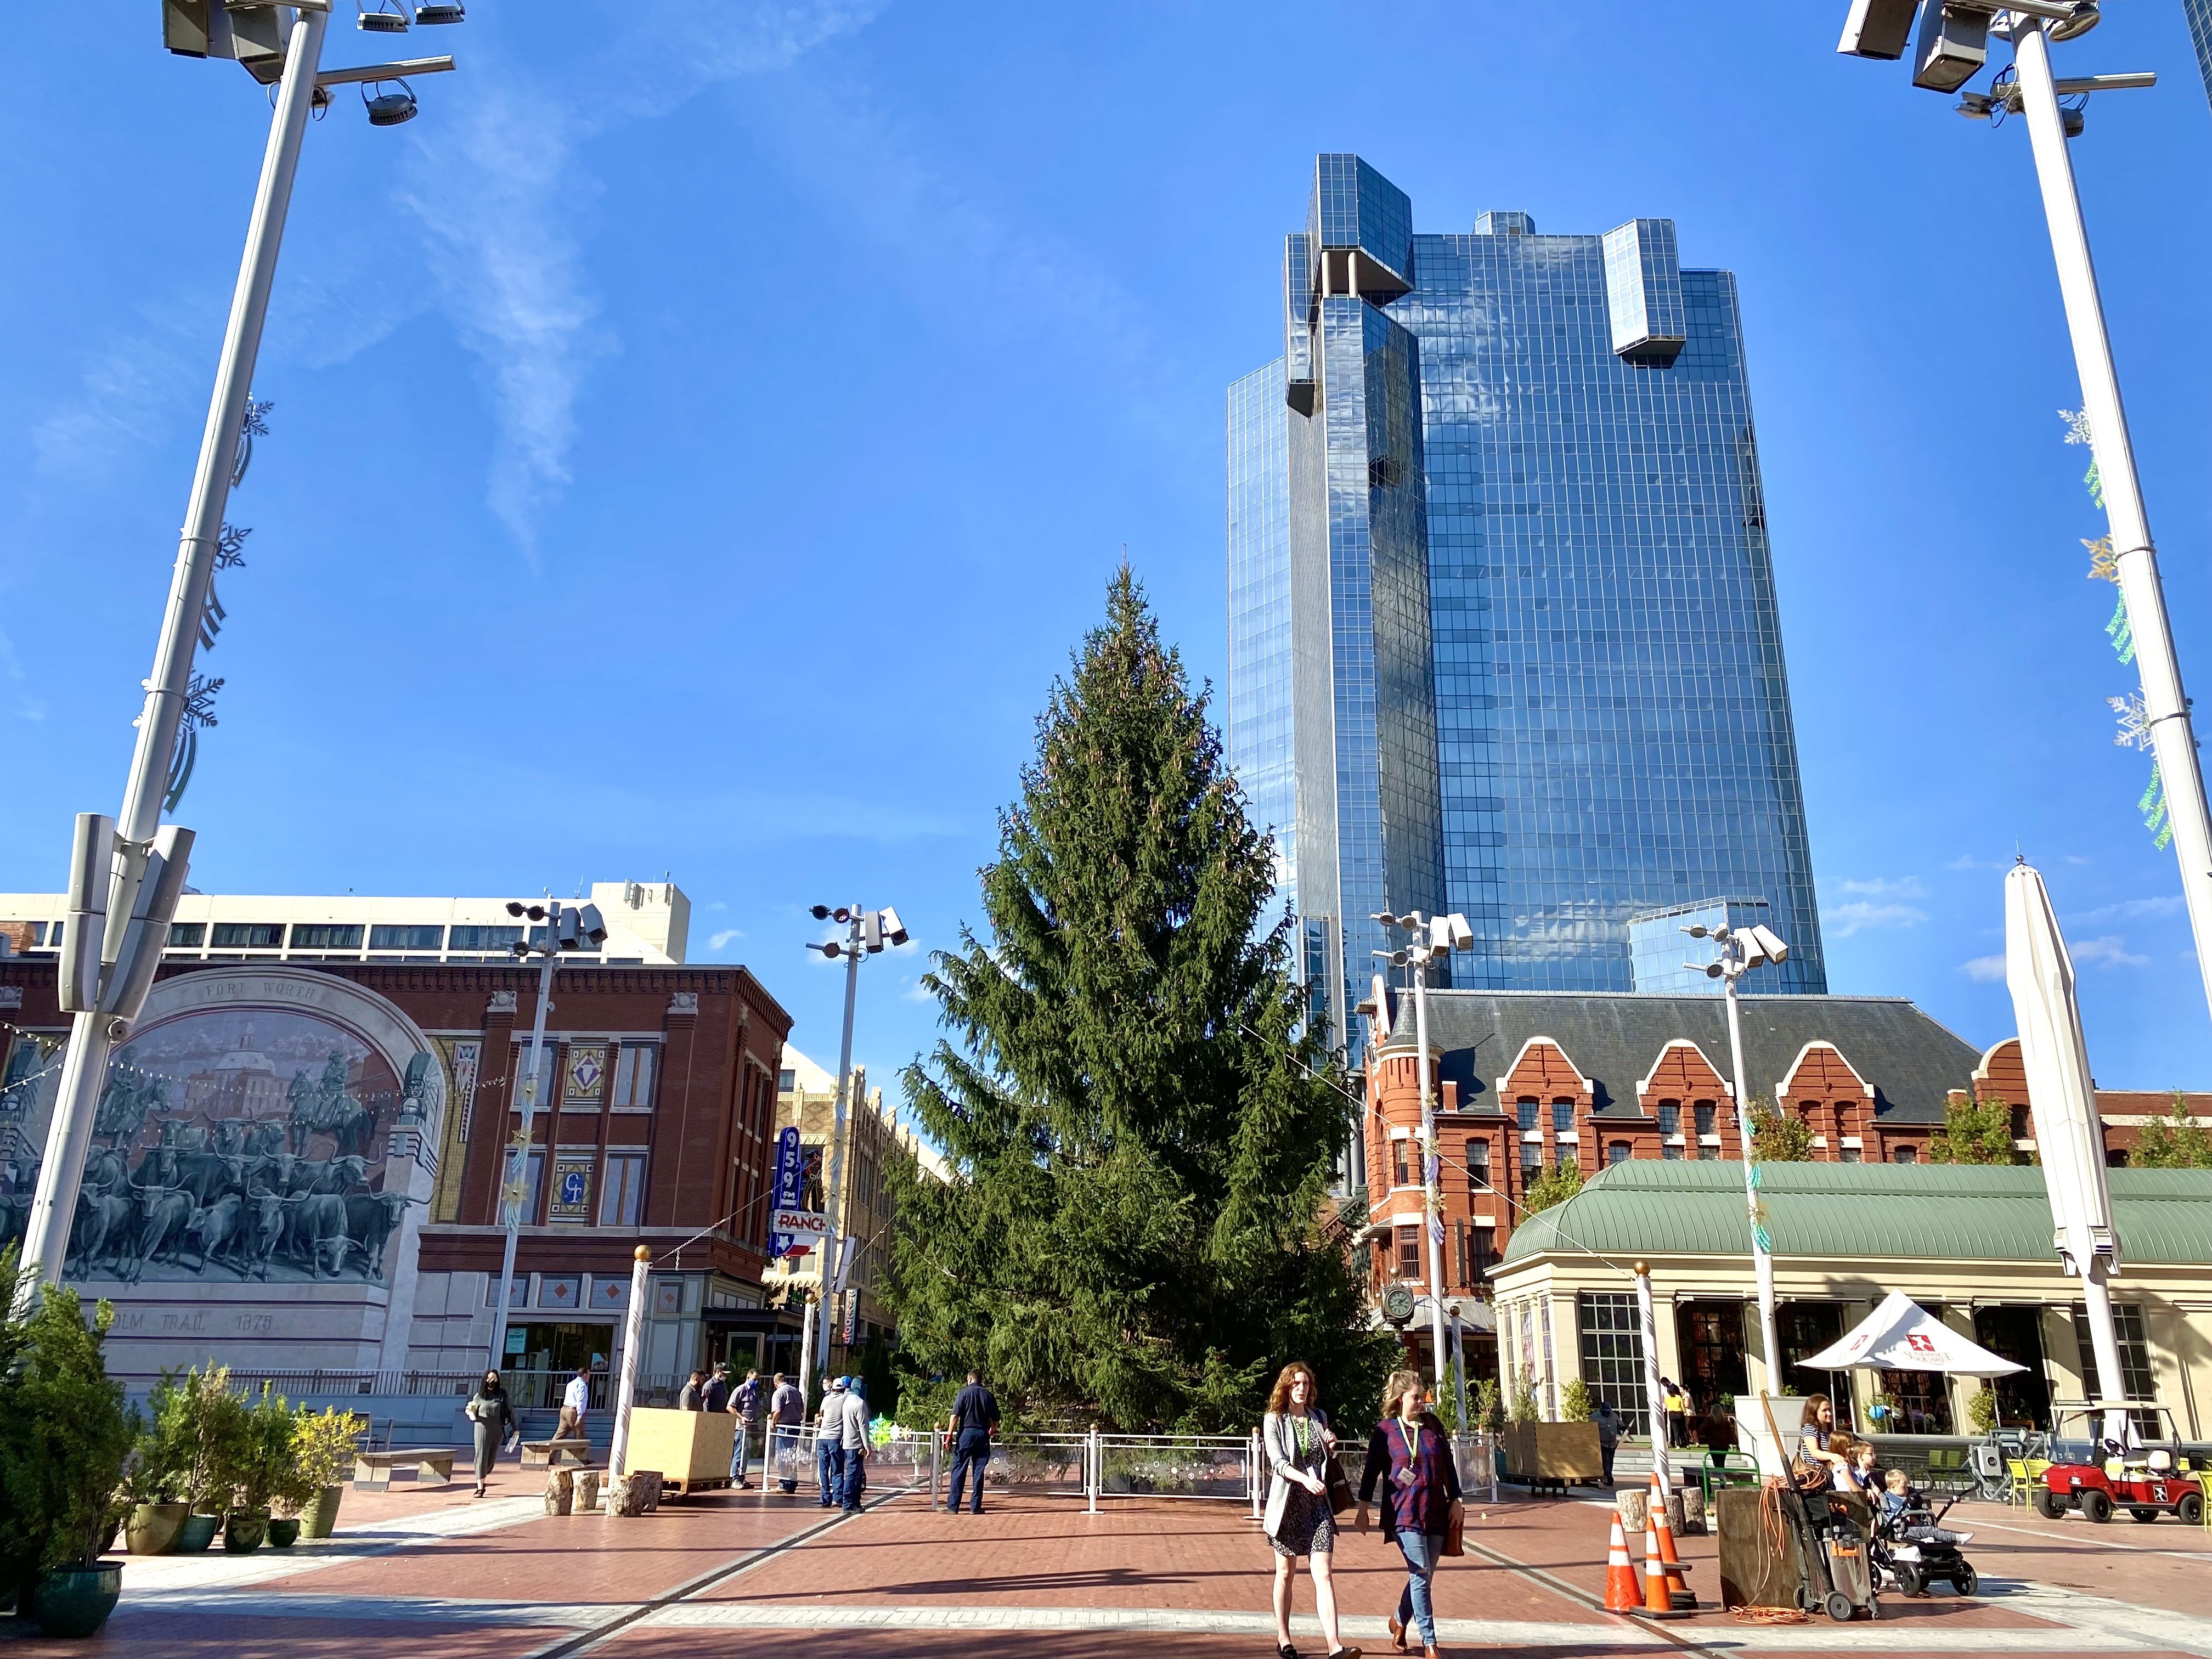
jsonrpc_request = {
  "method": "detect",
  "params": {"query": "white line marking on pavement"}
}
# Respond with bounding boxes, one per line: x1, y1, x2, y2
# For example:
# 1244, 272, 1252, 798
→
634, 1601, 2184, 1650
1968, 1513, 2212, 1564
1977, 1576, 2212, 1659
107, 1497, 546, 1595
116, 1590, 627, 1629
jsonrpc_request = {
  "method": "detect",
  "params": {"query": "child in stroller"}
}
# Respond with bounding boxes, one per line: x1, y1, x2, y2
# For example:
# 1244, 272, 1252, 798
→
1871, 1467, 1979, 1597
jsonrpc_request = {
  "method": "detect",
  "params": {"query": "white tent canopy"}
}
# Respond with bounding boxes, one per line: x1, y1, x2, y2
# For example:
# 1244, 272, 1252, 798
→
1799, 1290, 2025, 1377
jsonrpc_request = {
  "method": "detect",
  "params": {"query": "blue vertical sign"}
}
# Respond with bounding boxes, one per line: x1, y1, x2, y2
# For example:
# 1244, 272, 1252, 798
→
769, 1125, 803, 1257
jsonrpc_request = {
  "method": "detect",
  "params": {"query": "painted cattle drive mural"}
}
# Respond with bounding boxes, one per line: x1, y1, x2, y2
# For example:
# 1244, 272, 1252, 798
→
7, 970, 445, 1294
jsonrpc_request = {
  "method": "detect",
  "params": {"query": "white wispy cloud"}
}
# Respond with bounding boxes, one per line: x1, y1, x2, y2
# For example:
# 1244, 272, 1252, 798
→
393, 1, 891, 559
1961, 955, 2006, 983
2065, 894, 2183, 928
31, 315, 211, 481
1827, 901, 1929, 938
1944, 854, 2010, 872
2072, 935, 2148, 968
708, 927, 746, 950
1835, 876, 1927, 899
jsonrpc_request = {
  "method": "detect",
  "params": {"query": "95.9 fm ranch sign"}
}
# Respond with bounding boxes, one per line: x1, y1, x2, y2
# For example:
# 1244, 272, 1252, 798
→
767, 1126, 827, 1260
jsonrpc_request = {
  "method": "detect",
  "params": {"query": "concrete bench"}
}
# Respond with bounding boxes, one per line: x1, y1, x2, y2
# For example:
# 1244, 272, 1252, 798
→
521, 1437, 594, 1469
352, 1448, 456, 1491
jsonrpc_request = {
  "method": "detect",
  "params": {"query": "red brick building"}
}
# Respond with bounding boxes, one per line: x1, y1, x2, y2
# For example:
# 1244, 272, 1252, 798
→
1357, 989, 2200, 1380
1358, 991, 1978, 1356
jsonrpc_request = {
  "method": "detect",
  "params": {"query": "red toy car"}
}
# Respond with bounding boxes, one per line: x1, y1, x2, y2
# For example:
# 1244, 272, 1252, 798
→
2034, 1402, 2204, 1525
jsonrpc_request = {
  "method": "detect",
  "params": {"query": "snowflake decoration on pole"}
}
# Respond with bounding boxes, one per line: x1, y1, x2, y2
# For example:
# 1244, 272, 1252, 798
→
2059, 407, 2104, 509
2110, 693, 2152, 751
230, 397, 274, 489
162, 674, 224, 811
2084, 535, 2116, 583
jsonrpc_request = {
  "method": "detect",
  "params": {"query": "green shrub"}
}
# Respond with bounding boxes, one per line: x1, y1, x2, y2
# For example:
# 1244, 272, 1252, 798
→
1560, 1379, 1594, 1423
289, 1409, 364, 1501
1966, 1386, 1999, 1435
1472, 1377, 1502, 1432
148, 1365, 251, 1515
0, 1247, 139, 1584
1509, 1369, 1539, 1425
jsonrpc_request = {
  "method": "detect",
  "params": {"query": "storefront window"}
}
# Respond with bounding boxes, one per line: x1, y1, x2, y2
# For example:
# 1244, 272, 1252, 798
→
1578, 1292, 1647, 1436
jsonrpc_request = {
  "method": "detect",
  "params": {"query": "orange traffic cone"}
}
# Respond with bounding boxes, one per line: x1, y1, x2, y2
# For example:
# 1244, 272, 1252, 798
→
1649, 1472, 1696, 1610
1604, 1509, 1641, 1612
1641, 1513, 1672, 1615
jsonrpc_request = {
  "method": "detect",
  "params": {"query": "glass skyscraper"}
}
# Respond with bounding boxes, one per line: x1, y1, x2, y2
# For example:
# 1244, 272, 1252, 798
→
1228, 155, 1826, 1053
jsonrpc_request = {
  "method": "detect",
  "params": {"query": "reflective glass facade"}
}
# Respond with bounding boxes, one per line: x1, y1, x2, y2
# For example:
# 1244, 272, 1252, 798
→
1227, 155, 1826, 1053
2190, 0, 2212, 116
1626, 897, 1773, 996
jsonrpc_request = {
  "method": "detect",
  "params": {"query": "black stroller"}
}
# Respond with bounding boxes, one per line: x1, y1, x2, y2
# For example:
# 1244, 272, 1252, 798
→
1871, 1490, 1978, 1598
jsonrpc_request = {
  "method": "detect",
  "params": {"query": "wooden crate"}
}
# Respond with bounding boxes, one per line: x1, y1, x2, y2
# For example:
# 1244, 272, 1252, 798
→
623, 1408, 735, 1496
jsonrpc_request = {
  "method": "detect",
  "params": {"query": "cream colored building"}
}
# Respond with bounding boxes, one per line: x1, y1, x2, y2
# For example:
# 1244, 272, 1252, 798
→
0, 880, 689, 967
1491, 1160, 2212, 1442
764, 1046, 938, 1374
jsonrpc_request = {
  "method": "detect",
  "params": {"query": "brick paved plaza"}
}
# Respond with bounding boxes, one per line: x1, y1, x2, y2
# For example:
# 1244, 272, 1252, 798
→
6, 1471, 2208, 1659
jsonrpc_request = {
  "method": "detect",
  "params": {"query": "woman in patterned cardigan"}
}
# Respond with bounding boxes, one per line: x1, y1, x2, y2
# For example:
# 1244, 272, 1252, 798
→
1357, 1369, 1462, 1659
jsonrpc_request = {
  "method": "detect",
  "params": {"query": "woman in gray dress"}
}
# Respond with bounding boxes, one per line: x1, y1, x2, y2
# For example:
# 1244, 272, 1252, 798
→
466, 1370, 515, 1497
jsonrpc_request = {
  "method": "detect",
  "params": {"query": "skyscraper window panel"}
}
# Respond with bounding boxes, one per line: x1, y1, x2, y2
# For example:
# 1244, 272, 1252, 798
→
1228, 155, 1825, 1052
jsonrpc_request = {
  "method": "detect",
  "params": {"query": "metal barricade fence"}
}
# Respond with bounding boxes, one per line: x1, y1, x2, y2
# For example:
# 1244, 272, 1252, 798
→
764, 1424, 940, 1498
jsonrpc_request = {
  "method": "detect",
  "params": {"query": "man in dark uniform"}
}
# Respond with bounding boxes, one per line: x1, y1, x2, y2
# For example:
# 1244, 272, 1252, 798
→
945, 1369, 1000, 1514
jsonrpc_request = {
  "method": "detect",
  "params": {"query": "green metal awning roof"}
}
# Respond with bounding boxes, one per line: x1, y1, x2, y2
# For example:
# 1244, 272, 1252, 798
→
1500, 1160, 2212, 1267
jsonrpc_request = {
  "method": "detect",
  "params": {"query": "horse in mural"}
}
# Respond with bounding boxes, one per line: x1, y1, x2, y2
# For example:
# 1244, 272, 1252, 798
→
95, 1070, 167, 1146
287, 1054, 377, 1158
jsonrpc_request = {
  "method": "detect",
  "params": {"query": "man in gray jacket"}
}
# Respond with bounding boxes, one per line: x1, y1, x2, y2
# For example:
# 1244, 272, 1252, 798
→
815, 1378, 847, 1508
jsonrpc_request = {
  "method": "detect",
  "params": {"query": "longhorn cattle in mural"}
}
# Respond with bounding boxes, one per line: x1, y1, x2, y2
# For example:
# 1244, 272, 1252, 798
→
0, 1008, 433, 1285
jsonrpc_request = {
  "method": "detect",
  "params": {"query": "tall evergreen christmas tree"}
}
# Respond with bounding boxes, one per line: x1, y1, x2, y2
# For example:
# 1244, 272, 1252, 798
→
884, 571, 1390, 1432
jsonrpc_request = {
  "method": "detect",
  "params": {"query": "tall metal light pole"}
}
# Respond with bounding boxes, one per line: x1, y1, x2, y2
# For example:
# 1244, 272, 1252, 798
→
1686, 918, 1791, 1390
20, 3, 461, 1295
485, 899, 605, 1373
1374, 909, 1474, 1424
802, 901, 906, 1394
1839, 1, 2212, 1030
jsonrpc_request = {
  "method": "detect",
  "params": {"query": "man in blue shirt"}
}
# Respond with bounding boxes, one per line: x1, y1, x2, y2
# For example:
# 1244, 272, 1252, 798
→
945, 1370, 1000, 1515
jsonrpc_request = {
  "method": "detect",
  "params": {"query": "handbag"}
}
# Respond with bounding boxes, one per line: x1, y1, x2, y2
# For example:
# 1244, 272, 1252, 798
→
1324, 1452, 1355, 1516
1442, 1498, 1466, 1557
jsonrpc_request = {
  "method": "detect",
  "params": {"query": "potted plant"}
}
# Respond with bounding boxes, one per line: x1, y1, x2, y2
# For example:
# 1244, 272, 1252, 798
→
148, 1366, 250, 1552
119, 1403, 190, 1555
0, 1248, 138, 1639
223, 1383, 295, 1553
291, 1409, 363, 1540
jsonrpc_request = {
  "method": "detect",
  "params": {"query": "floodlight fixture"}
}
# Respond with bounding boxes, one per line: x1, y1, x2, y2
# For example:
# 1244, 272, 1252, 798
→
1836, 0, 1918, 59
810, 904, 832, 920
1705, 960, 1724, 979
2050, 1, 2100, 41
1374, 910, 1401, 929
358, 2, 409, 33
505, 901, 524, 917
415, 2, 466, 21
1912, 2, 1989, 93
363, 79, 417, 125
1684, 923, 1709, 938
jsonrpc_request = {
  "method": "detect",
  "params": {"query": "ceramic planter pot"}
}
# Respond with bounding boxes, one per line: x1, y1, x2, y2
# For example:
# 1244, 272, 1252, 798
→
222, 1511, 267, 1553
125, 1503, 188, 1556
30, 1562, 122, 1639
173, 1514, 221, 1553
266, 1519, 301, 1549
298, 1486, 344, 1541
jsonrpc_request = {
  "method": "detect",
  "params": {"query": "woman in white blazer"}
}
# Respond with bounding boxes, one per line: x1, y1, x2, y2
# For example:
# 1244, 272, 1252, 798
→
1262, 1361, 1361, 1659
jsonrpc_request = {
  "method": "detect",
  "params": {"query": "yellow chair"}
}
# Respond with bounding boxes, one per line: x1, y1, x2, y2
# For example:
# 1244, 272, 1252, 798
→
2006, 1457, 2050, 1508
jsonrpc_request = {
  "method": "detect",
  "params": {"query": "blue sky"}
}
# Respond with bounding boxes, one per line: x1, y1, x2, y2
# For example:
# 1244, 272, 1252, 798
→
5, 3, 2212, 1099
